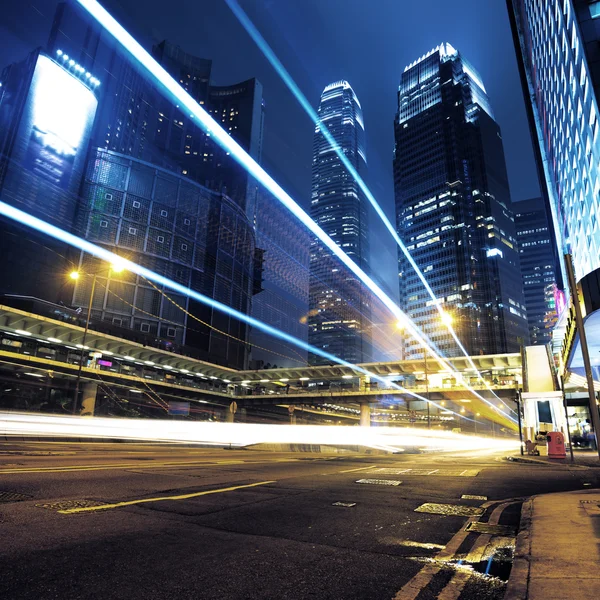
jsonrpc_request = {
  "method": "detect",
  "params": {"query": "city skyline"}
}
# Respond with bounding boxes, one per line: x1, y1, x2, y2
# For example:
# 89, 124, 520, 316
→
0, 0, 542, 298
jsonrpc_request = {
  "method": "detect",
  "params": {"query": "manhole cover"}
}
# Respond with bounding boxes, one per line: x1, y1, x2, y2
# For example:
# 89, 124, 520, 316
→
0, 491, 32, 504
332, 501, 356, 507
466, 522, 516, 535
414, 503, 484, 517
356, 478, 402, 486
36, 499, 107, 512
462, 494, 488, 500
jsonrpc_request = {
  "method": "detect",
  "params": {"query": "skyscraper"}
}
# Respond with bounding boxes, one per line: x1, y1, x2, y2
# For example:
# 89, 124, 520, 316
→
515, 198, 560, 345
308, 81, 370, 365
0, 0, 264, 369
394, 44, 528, 359
508, 0, 600, 287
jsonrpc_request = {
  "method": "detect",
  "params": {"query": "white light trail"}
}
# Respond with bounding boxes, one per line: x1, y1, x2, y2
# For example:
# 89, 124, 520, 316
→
0, 412, 519, 454
223, 0, 514, 415
69, 1, 514, 423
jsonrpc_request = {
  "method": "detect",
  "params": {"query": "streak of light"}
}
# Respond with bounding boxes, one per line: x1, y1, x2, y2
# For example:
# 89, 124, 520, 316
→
0, 412, 519, 454
223, 0, 515, 416
73, 0, 517, 424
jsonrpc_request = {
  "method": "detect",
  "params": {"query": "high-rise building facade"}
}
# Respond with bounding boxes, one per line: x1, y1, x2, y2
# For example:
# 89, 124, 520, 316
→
515, 198, 559, 345
394, 44, 528, 359
308, 81, 370, 365
0, 0, 264, 369
73, 148, 257, 367
508, 0, 600, 287
0, 48, 99, 302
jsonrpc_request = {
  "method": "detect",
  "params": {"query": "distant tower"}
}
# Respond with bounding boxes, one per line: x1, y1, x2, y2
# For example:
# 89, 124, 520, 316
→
394, 44, 528, 358
308, 81, 370, 365
515, 198, 560, 345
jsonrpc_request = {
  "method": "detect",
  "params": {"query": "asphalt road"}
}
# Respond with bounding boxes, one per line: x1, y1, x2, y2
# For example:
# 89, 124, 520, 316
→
0, 441, 598, 600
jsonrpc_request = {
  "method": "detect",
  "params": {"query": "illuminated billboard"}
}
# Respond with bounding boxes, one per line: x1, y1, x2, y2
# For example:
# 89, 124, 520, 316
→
24, 54, 98, 190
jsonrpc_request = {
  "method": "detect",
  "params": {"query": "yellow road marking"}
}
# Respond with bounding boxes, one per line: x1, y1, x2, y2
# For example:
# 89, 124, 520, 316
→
0, 456, 329, 474
58, 480, 276, 514
0, 460, 231, 474
338, 465, 377, 473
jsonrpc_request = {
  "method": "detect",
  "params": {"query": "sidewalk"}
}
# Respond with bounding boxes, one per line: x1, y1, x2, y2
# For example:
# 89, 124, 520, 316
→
505, 488, 600, 599
506, 449, 600, 468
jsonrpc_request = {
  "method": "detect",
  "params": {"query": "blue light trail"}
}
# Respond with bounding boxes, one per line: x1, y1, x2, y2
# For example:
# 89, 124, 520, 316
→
69, 1, 516, 424
223, 0, 515, 415
0, 200, 484, 424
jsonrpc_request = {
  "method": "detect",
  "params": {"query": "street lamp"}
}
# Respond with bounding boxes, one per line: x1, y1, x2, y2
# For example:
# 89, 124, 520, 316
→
70, 262, 124, 414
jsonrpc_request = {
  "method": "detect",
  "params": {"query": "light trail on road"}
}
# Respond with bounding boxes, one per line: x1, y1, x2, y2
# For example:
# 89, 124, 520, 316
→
0, 411, 518, 454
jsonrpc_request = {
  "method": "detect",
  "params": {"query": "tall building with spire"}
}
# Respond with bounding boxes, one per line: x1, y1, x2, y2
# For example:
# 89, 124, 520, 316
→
308, 81, 370, 365
394, 44, 528, 359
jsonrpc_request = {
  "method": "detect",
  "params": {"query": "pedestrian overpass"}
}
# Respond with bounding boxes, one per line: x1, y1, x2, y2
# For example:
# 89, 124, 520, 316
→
0, 302, 570, 432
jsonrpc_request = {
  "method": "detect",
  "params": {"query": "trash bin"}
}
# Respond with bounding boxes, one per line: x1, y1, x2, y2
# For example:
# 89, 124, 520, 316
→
547, 431, 566, 459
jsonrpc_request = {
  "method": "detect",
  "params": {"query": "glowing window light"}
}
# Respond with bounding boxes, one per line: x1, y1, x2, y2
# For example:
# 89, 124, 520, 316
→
221, 0, 513, 417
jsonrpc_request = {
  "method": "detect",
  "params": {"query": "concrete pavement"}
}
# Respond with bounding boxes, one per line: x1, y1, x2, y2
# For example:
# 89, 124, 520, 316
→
506, 488, 600, 599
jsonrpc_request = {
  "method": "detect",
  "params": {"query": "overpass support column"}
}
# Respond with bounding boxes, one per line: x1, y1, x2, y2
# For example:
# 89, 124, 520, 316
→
80, 382, 98, 416
359, 401, 371, 427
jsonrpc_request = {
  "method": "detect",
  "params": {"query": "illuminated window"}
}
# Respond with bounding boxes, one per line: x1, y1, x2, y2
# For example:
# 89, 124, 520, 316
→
591, 2, 600, 18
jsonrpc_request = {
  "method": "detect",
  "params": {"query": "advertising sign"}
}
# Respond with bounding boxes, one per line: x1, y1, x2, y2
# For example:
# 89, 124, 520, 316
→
24, 55, 98, 190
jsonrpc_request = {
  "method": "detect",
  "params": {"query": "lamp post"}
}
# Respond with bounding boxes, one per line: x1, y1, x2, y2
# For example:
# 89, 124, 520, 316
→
70, 262, 123, 414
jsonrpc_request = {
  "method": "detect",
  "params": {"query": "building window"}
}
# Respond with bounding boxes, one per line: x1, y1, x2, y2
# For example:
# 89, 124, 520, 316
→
112, 317, 122, 326
140, 323, 150, 333
128, 227, 137, 235
157, 235, 165, 243
105, 192, 113, 201
591, 2, 600, 18
160, 209, 168, 217
100, 220, 108, 228
132, 200, 141, 209
166, 327, 176, 338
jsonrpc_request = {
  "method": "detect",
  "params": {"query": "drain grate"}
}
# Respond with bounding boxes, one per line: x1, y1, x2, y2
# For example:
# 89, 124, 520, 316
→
0, 491, 32, 504
356, 478, 402, 486
466, 522, 516, 536
332, 501, 356, 507
36, 499, 107, 512
414, 503, 484, 517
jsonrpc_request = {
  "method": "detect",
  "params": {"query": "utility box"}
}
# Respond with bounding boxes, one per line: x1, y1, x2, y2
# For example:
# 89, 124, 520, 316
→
547, 431, 567, 459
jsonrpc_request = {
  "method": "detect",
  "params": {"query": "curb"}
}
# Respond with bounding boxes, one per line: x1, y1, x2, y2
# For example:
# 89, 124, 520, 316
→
504, 455, 596, 469
504, 496, 533, 600
504, 455, 549, 466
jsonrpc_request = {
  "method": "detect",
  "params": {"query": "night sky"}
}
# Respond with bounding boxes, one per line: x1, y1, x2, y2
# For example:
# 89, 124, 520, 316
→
1, 0, 540, 294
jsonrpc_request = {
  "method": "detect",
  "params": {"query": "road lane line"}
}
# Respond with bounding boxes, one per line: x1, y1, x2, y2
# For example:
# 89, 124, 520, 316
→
0, 456, 315, 474
338, 465, 377, 473
439, 500, 521, 600
392, 500, 495, 600
57, 480, 277, 514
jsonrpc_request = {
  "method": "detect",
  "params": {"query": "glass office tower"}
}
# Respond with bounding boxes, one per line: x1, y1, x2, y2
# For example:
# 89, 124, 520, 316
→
308, 81, 370, 365
515, 198, 559, 345
508, 0, 600, 286
394, 44, 528, 359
